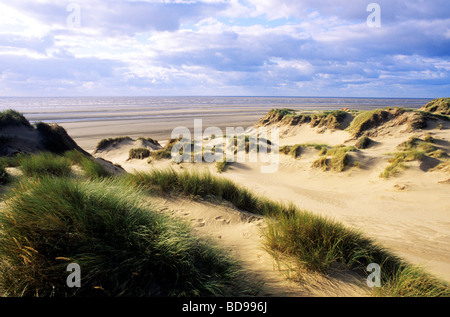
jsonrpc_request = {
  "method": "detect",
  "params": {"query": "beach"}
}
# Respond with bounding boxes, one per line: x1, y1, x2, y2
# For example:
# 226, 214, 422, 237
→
64, 101, 449, 285
1, 98, 449, 297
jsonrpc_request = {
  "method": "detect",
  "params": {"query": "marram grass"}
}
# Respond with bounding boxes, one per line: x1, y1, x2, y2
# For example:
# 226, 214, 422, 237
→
124, 168, 450, 297
19, 152, 72, 178
0, 176, 246, 297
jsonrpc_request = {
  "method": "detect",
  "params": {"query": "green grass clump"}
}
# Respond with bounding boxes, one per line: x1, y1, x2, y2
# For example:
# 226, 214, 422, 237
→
325, 145, 357, 156
311, 156, 330, 171
0, 153, 29, 168
381, 136, 445, 178
428, 149, 448, 159
149, 138, 180, 160
124, 169, 292, 218
0, 176, 244, 297
20, 152, 72, 178
0, 109, 31, 130
289, 144, 303, 158
215, 159, 229, 173
312, 145, 356, 172
346, 110, 378, 136
346, 108, 405, 137
419, 98, 450, 116
63, 149, 87, 165
280, 143, 329, 159
380, 149, 425, 179
34, 122, 80, 154
374, 265, 450, 297
269, 108, 297, 118
265, 212, 450, 296
64, 150, 111, 179
129, 148, 151, 160
355, 136, 373, 149
280, 144, 302, 159
262, 109, 348, 130
137, 137, 161, 146
329, 148, 351, 172
95, 136, 132, 152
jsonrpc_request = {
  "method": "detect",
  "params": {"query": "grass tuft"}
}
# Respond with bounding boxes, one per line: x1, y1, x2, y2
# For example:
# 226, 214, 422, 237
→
355, 136, 373, 149
381, 135, 446, 178
149, 138, 181, 160
20, 152, 72, 178
0, 176, 245, 297
215, 159, 229, 173
64, 150, 111, 179
95, 136, 132, 152
311, 145, 356, 172
0, 109, 31, 129
129, 148, 151, 160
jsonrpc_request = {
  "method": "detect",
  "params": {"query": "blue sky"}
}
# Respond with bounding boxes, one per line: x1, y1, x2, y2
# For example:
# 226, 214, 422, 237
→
0, 0, 449, 97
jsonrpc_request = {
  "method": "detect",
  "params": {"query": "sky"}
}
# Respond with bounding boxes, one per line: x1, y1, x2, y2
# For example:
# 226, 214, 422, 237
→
0, 0, 449, 98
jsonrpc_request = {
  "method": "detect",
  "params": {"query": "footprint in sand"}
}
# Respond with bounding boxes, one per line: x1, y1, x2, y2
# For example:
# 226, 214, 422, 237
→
215, 216, 231, 225
191, 218, 206, 227
241, 231, 252, 239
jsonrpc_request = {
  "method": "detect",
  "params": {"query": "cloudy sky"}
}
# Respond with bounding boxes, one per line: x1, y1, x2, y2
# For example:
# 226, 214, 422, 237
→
0, 0, 449, 97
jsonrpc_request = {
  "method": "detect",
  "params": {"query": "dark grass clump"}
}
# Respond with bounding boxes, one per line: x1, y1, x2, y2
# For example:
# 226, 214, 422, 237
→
19, 152, 72, 178
149, 138, 181, 160
0, 153, 29, 168
312, 145, 356, 172
95, 136, 132, 152
34, 122, 86, 155
0, 177, 245, 297
64, 150, 111, 179
137, 137, 161, 147
355, 136, 373, 149
215, 159, 229, 173
129, 148, 151, 160
0, 163, 9, 185
419, 98, 450, 116
261, 109, 348, 130
0, 110, 31, 130
79, 158, 111, 179
269, 108, 297, 118
346, 108, 405, 138
280, 143, 329, 159
279, 145, 302, 159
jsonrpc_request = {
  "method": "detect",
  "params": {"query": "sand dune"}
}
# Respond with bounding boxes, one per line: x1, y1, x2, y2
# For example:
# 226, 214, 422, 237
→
91, 108, 450, 286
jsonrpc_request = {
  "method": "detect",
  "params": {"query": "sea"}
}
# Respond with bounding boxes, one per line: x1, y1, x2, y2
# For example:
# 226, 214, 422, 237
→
0, 96, 432, 124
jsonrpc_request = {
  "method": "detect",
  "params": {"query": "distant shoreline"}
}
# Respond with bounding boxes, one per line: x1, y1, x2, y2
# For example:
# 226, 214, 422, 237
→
0, 96, 432, 152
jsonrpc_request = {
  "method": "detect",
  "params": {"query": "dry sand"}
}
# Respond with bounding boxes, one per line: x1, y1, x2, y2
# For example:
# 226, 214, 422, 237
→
60, 111, 450, 295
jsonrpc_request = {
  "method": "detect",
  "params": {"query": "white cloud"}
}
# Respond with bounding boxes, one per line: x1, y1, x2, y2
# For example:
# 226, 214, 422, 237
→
0, 0, 449, 97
